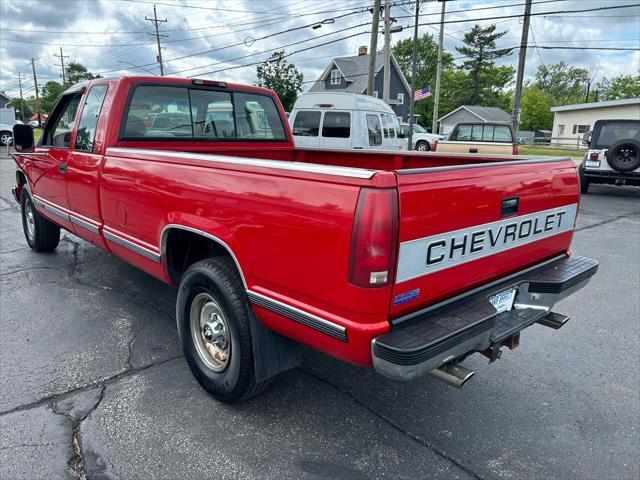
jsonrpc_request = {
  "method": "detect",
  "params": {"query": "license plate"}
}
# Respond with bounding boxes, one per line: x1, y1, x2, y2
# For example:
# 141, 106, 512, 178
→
585, 160, 600, 168
489, 287, 517, 313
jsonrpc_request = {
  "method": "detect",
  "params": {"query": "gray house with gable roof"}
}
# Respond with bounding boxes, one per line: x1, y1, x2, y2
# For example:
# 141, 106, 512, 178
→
308, 46, 412, 122
438, 105, 511, 135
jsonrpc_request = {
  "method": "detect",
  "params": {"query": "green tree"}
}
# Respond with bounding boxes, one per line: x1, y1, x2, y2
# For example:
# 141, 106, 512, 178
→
596, 74, 640, 101
7, 97, 33, 121
256, 51, 303, 112
65, 62, 100, 86
455, 25, 514, 105
534, 61, 588, 105
519, 85, 554, 131
393, 33, 454, 130
40, 81, 65, 113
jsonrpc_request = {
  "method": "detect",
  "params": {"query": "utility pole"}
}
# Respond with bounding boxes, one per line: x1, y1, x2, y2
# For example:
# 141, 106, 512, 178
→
407, 0, 420, 150
511, 0, 532, 133
17, 72, 25, 123
31, 58, 42, 128
53, 46, 69, 85
432, 0, 446, 134
382, 0, 391, 104
145, 5, 167, 76
367, 0, 381, 97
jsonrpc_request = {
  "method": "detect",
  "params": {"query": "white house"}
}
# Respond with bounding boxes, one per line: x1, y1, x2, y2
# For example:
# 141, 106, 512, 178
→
550, 98, 640, 145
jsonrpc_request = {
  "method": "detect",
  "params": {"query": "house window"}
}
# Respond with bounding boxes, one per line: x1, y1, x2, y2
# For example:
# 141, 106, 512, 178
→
330, 69, 341, 85
573, 124, 590, 134
397, 93, 404, 105
558, 124, 565, 136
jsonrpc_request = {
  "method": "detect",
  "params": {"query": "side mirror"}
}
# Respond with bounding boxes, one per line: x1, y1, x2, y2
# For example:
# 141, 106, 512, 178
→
13, 124, 35, 152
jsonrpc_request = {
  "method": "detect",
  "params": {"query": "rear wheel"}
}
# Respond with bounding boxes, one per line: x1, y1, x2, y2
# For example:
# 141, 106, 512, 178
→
20, 190, 60, 252
176, 257, 270, 403
578, 164, 590, 194
416, 140, 430, 152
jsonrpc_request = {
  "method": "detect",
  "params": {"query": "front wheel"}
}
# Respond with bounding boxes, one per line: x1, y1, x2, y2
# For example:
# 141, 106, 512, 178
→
21, 190, 60, 251
176, 258, 270, 403
415, 141, 430, 152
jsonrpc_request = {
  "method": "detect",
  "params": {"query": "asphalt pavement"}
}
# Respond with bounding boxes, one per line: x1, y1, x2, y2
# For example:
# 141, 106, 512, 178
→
1, 151, 638, 480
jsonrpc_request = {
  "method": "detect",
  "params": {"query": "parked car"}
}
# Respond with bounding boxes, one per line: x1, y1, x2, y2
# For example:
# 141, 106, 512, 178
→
11, 76, 597, 403
289, 92, 402, 150
28, 120, 40, 128
433, 122, 518, 155
579, 119, 640, 193
0, 123, 15, 146
398, 123, 444, 151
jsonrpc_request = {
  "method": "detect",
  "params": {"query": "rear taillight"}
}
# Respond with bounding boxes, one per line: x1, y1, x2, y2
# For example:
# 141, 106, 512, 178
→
432, 140, 438, 151
589, 152, 599, 161
512, 144, 519, 155
348, 188, 398, 288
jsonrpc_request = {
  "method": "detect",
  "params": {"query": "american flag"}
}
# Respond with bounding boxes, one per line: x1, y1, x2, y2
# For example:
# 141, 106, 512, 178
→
414, 86, 432, 102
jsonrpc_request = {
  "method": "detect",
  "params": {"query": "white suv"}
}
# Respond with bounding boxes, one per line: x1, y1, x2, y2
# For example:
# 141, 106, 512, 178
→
579, 119, 640, 193
398, 123, 444, 151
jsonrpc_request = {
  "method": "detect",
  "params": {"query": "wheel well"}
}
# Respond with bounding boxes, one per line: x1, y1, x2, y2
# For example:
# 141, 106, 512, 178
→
164, 228, 240, 285
16, 171, 27, 187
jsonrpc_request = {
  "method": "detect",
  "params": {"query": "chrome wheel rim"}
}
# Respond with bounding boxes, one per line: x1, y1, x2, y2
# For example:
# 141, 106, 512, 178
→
190, 293, 231, 372
24, 199, 36, 241
0, 134, 11, 145
417, 143, 427, 151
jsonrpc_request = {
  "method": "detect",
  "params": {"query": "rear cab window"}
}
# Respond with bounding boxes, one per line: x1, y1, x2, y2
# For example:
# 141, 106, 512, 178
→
121, 84, 287, 141
452, 124, 513, 143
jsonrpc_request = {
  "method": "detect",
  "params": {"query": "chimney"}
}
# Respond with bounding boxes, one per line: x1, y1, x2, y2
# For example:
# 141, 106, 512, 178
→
358, 46, 368, 56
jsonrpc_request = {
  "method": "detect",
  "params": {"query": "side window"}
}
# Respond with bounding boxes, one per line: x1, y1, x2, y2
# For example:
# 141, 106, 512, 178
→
233, 92, 286, 140
494, 126, 512, 142
190, 90, 234, 138
380, 114, 389, 138
322, 112, 350, 138
386, 114, 396, 138
74, 85, 108, 152
123, 86, 191, 138
42, 93, 82, 148
366, 114, 382, 146
292, 111, 321, 137
455, 125, 472, 140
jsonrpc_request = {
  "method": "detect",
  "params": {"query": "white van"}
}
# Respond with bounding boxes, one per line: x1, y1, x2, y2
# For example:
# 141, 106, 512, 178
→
289, 92, 402, 150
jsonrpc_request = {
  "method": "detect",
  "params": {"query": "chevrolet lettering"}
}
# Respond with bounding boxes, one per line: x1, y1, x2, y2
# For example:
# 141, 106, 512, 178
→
11, 75, 597, 402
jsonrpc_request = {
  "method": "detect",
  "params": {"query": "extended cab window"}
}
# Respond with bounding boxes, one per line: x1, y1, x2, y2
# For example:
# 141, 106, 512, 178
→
42, 93, 82, 148
292, 111, 321, 137
74, 85, 108, 152
322, 112, 350, 138
121, 85, 286, 141
366, 114, 382, 146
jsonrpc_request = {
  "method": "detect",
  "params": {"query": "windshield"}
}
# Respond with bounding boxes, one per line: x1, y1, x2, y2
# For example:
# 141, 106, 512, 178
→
414, 124, 427, 133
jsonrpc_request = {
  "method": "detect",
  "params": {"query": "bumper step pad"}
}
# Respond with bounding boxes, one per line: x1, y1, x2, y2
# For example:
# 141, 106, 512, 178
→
373, 256, 598, 373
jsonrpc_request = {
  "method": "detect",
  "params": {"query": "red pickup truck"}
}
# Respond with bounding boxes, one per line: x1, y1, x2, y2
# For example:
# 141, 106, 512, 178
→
11, 76, 597, 403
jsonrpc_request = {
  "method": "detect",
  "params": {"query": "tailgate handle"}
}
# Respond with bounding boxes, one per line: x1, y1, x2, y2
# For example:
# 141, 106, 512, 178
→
501, 197, 519, 217
469, 148, 478, 153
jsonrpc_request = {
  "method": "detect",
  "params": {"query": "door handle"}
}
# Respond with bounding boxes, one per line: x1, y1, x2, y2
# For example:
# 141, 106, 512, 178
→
59, 163, 67, 174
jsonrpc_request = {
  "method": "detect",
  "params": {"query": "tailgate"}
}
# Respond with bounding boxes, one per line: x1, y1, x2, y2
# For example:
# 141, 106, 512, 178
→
437, 141, 513, 154
390, 158, 579, 318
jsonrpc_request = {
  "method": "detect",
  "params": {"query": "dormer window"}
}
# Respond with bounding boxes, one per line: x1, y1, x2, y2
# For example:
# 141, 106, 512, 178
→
330, 69, 341, 85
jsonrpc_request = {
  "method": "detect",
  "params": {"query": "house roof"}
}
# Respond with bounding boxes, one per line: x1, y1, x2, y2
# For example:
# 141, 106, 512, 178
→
308, 53, 411, 95
0, 91, 11, 102
550, 97, 640, 112
439, 105, 511, 122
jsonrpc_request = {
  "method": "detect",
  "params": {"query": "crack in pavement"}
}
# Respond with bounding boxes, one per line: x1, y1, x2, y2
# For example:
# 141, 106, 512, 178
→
297, 367, 486, 480
51, 386, 107, 480
0, 265, 57, 277
0, 356, 182, 418
575, 209, 640, 232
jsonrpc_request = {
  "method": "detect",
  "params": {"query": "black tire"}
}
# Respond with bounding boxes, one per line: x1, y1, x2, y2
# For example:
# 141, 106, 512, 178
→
606, 139, 640, 173
20, 190, 60, 252
415, 140, 431, 152
0, 130, 12, 147
176, 257, 270, 403
578, 164, 589, 194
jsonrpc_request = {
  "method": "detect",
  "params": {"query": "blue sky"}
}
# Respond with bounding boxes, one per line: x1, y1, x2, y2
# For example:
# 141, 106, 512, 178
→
0, 0, 638, 99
